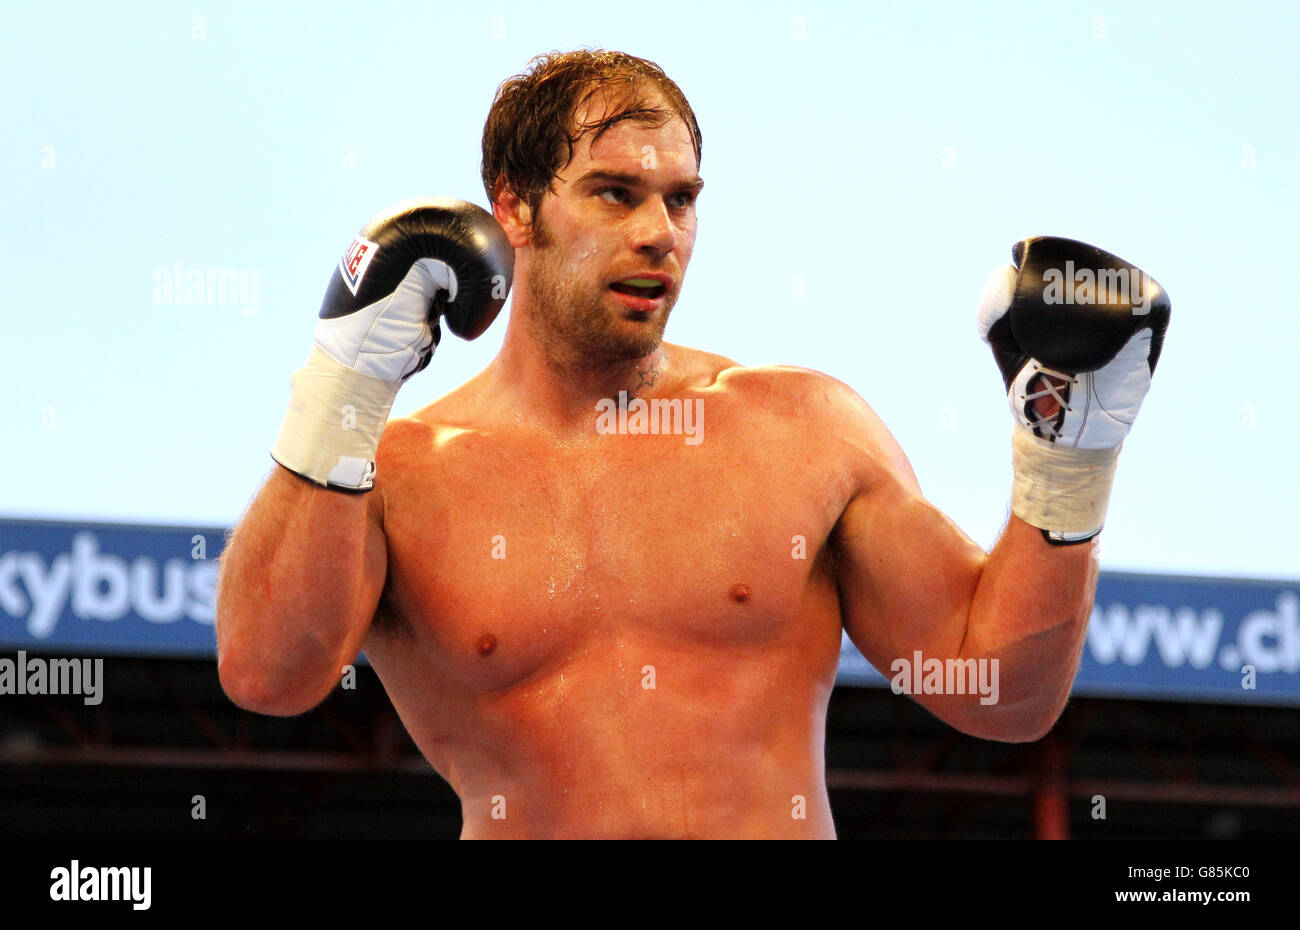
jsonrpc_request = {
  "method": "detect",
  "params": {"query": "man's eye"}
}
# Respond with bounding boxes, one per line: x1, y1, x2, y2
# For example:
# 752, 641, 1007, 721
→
669, 192, 697, 208
598, 188, 629, 204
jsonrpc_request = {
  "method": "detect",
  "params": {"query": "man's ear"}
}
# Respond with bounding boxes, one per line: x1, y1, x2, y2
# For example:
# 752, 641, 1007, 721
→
492, 179, 534, 249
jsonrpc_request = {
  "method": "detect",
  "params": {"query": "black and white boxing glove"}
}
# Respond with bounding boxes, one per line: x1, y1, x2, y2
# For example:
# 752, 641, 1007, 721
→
977, 236, 1171, 543
272, 197, 513, 491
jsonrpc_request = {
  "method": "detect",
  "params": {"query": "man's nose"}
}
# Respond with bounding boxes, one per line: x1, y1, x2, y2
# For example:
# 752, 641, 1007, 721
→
626, 196, 677, 255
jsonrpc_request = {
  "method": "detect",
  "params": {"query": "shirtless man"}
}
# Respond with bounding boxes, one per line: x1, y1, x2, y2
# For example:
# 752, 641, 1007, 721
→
215, 50, 1170, 839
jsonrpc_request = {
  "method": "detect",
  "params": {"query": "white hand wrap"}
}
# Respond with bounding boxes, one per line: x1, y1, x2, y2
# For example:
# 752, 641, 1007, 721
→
1010, 429, 1118, 540
271, 345, 401, 491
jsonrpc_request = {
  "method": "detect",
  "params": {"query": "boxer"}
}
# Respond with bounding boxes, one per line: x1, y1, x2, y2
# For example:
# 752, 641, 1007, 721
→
215, 49, 1169, 838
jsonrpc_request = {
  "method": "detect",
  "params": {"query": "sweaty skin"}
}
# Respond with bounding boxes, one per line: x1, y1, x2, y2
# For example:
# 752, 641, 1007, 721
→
363, 98, 845, 837
217, 87, 1098, 839
365, 350, 853, 838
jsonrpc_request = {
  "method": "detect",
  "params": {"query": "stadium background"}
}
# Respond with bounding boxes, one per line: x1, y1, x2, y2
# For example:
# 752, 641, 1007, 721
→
4, 1, 1298, 839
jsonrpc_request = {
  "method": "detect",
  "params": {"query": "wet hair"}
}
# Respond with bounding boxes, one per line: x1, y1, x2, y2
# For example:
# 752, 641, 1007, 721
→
481, 49, 702, 224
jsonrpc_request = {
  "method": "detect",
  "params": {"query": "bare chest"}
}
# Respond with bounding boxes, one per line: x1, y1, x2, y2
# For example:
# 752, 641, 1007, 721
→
372, 424, 850, 692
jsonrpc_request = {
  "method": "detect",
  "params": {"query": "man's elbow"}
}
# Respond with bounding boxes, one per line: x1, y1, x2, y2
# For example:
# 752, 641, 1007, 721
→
987, 715, 1061, 744
951, 700, 1065, 744
217, 653, 332, 717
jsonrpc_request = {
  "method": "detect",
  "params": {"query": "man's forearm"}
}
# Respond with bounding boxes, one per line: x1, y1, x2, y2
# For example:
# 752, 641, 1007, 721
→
215, 466, 377, 715
955, 515, 1099, 739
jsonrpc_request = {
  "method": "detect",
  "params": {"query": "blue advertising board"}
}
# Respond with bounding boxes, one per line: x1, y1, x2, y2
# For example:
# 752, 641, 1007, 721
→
3, 518, 1298, 705
0, 519, 221, 657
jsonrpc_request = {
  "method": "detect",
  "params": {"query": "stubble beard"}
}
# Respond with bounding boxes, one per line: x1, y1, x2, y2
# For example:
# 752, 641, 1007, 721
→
526, 215, 673, 372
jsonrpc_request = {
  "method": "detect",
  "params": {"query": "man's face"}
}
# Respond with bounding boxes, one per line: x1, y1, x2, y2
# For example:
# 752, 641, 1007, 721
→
524, 92, 702, 365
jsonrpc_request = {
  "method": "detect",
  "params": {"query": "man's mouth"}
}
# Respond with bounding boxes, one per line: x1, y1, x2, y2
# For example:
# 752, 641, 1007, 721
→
609, 277, 668, 300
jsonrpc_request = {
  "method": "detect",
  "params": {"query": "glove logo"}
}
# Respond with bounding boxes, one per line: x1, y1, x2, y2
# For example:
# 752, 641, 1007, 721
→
339, 235, 379, 297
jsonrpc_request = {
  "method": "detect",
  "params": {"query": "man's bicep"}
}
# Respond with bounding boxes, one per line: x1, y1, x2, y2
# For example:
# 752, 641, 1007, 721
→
806, 372, 987, 671
833, 465, 987, 678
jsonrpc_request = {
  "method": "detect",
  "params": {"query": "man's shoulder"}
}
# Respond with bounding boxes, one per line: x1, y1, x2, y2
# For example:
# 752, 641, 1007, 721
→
702, 354, 914, 482
375, 373, 491, 460
669, 343, 835, 398
718, 362, 846, 397
703, 355, 874, 424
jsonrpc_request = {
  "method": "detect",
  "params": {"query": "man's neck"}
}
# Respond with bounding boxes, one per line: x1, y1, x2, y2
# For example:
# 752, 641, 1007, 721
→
489, 312, 672, 433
